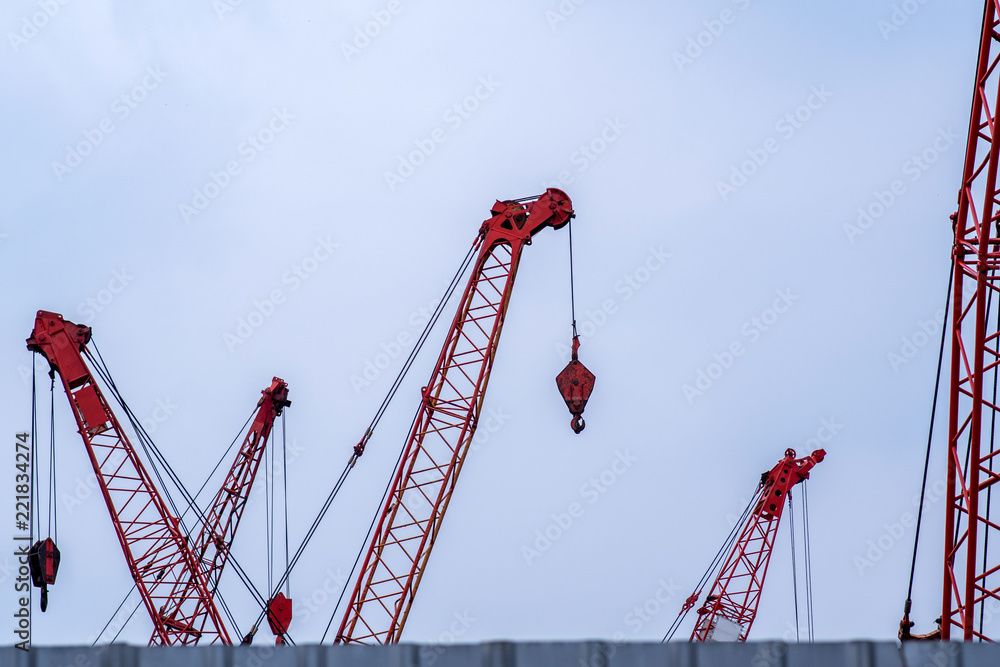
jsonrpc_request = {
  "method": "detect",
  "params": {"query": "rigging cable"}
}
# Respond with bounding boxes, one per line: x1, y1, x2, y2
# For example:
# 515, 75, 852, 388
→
265, 429, 273, 596
48, 375, 57, 542
981, 244, 1000, 637
803, 479, 814, 642
93, 407, 255, 643
238, 240, 480, 642
84, 344, 289, 642
662, 486, 765, 642
282, 411, 290, 597
568, 218, 578, 339
789, 489, 800, 642
903, 255, 953, 627
30, 361, 39, 542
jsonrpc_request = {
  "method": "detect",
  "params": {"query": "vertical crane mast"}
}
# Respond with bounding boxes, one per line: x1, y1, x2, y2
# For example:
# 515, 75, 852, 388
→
689, 449, 824, 642
26, 311, 230, 645
336, 189, 574, 645
151, 377, 290, 644
945, 0, 1000, 641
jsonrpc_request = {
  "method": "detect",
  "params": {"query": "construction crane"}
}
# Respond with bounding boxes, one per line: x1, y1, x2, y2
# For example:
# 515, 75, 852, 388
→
335, 188, 585, 644
897, 0, 1000, 643
923, 0, 1000, 642
26, 311, 289, 644
151, 377, 291, 645
666, 448, 824, 643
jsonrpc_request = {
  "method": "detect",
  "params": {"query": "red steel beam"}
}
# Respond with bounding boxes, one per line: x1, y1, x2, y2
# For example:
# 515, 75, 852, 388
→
944, 0, 1000, 641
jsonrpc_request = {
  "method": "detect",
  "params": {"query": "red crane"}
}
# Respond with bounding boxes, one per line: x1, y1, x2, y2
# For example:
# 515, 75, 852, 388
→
940, 0, 1000, 641
27, 311, 288, 644
151, 377, 291, 645
335, 188, 579, 644
669, 448, 824, 642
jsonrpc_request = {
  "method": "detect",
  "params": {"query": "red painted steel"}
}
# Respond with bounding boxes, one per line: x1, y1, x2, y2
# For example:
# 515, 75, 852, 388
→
27, 311, 230, 645
944, 0, 1000, 641
689, 449, 824, 642
556, 336, 595, 433
335, 189, 574, 644
151, 378, 290, 644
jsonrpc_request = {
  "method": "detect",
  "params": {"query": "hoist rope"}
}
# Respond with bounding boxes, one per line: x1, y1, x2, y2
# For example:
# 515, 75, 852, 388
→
265, 429, 273, 596
282, 411, 290, 597
905, 256, 953, 619
788, 490, 800, 642
30, 362, 40, 542
981, 256, 1000, 637
568, 218, 578, 338
662, 486, 765, 642
803, 480, 815, 642
48, 377, 58, 542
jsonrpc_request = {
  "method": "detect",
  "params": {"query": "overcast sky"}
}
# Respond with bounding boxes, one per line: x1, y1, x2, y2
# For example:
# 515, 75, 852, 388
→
0, 0, 986, 647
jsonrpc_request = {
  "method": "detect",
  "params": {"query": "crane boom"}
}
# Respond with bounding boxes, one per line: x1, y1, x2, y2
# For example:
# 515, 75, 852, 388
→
942, 0, 1000, 641
151, 377, 290, 644
26, 311, 230, 645
688, 448, 824, 642
335, 189, 574, 644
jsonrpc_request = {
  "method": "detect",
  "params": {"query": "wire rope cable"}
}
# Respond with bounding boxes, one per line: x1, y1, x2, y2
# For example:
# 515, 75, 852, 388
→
662, 486, 765, 642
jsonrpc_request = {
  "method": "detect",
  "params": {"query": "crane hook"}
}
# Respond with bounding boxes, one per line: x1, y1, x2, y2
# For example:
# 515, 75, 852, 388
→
556, 336, 595, 435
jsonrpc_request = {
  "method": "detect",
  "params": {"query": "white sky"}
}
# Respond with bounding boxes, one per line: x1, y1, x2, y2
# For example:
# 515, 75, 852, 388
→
0, 0, 984, 647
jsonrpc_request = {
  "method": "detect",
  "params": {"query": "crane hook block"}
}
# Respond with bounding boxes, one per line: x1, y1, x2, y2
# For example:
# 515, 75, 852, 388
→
28, 537, 60, 612
266, 592, 293, 644
556, 336, 595, 434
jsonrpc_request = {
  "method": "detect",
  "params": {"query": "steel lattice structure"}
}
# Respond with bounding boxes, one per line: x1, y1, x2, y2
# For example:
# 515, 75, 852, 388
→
944, 0, 1000, 641
27, 311, 231, 645
336, 189, 574, 644
151, 377, 290, 644
689, 449, 824, 642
